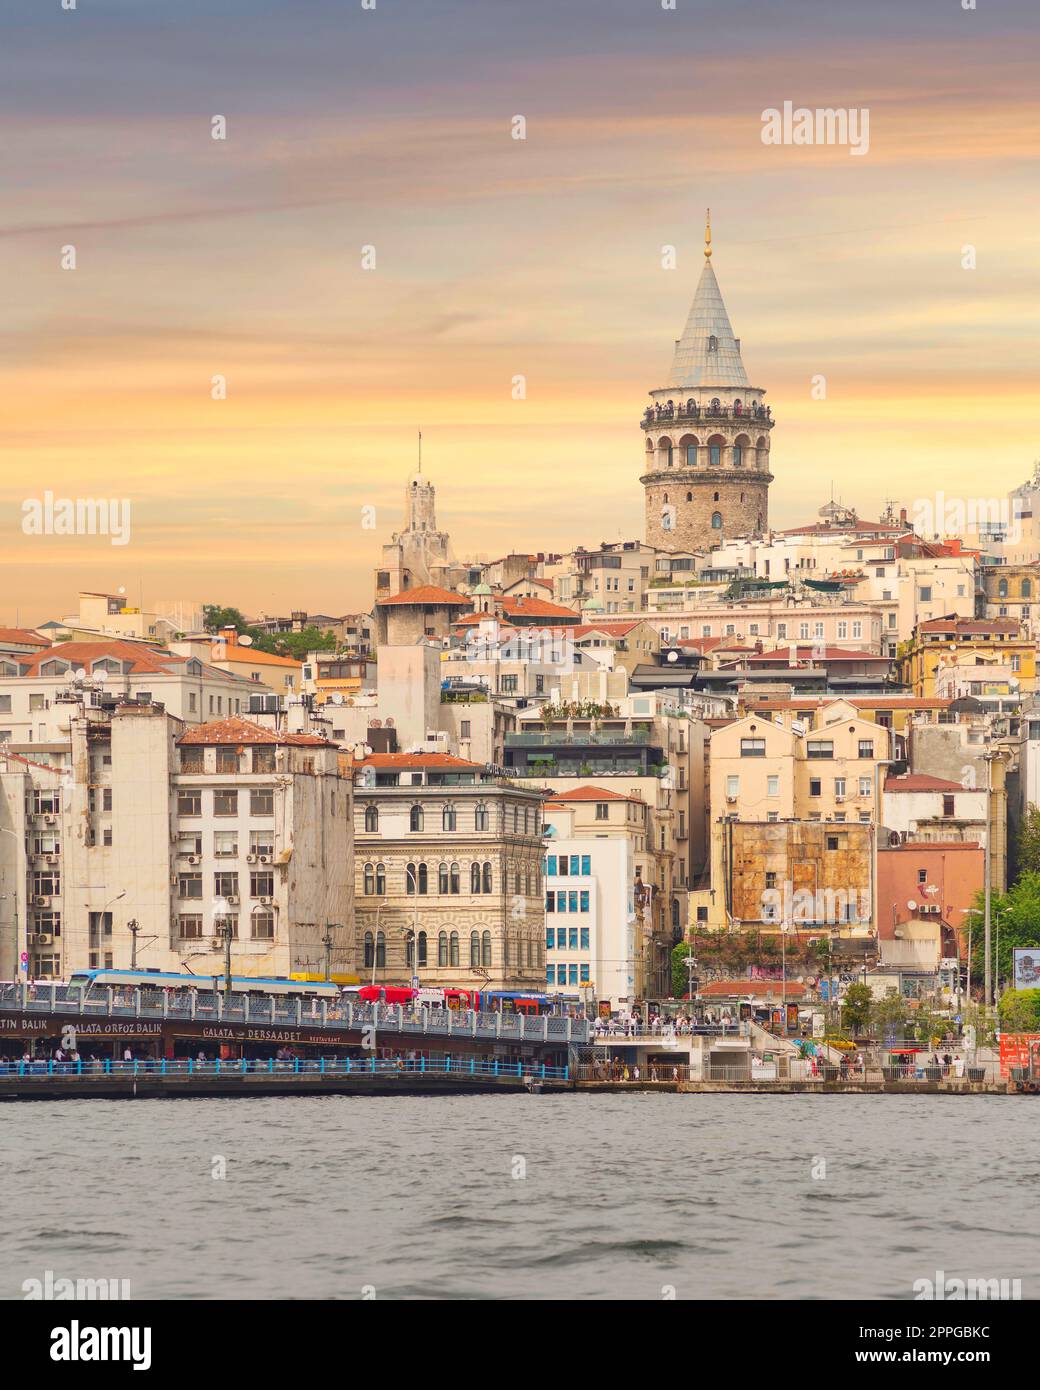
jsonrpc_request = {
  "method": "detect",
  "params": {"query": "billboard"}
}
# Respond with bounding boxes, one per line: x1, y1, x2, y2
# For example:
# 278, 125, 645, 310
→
1013, 949, 1040, 991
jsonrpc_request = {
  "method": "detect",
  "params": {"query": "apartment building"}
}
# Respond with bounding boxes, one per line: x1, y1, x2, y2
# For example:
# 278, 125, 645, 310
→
900, 617, 1035, 698
0, 640, 267, 747
542, 786, 665, 1004
980, 563, 1040, 637
0, 707, 352, 981
171, 626, 303, 697
645, 596, 884, 654
353, 753, 546, 991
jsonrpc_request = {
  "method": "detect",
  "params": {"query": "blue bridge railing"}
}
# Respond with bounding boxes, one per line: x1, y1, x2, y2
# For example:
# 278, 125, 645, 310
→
0, 1054, 569, 1082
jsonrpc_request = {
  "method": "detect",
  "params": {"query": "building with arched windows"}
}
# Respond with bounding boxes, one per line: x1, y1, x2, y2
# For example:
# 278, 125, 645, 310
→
641, 217, 774, 552
353, 752, 546, 989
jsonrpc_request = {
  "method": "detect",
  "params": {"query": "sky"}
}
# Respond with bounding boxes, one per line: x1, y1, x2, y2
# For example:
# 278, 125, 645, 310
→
1, 0, 1037, 626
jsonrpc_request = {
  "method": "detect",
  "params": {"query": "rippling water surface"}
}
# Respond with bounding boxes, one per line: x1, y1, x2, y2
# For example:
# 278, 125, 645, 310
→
3, 1094, 1037, 1300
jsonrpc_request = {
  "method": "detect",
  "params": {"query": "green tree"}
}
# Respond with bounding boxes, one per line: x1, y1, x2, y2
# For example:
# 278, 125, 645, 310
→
672, 942, 696, 999
202, 604, 249, 634
997, 988, 1040, 1033
966, 872, 1040, 994
841, 982, 873, 1033
1018, 806, 1040, 877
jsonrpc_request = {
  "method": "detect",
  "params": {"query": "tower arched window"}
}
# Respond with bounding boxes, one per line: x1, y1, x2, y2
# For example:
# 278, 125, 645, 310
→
686, 492, 693, 502
449, 932, 460, 967
470, 931, 480, 967
713, 492, 720, 502
475, 803, 488, 831
450, 862, 460, 894
364, 805, 378, 832
482, 930, 492, 967
1024, 579, 1033, 598
712, 512, 723, 530
438, 932, 448, 967
482, 862, 493, 894
417, 862, 428, 894
998, 578, 1009, 597
376, 932, 386, 967
471, 862, 481, 894
409, 804, 423, 832
442, 804, 456, 831
663, 492, 669, 504
376, 863, 386, 894
438, 862, 449, 894
417, 930, 427, 966
363, 931, 374, 968
363, 863, 375, 896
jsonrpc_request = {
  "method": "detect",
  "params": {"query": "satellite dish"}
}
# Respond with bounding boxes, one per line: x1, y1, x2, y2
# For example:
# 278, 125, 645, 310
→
907, 899, 918, 911
238, 634, 254, 647
666, 650, 679, 663
118, 586, 126, 595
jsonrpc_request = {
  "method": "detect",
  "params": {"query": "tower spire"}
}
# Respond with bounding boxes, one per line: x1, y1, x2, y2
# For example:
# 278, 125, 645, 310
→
704, 208, 712, 260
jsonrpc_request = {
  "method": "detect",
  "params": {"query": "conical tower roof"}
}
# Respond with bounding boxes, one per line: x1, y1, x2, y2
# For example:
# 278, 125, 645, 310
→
667, 215, 749, 389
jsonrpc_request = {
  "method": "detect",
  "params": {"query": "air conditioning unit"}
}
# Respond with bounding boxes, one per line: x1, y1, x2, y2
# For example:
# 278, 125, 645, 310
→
260, 897, 273, 907
246, 854, 257, 864
46, 854, 58, 864
726, 795, 737, 804
260, 854, 271, 864
835, 795, 845, 804
227, 895, 240, 905
44, 814, 56, 825
32, 895, 47, 906
188, 854, 201, 865
33, 933, 53, 946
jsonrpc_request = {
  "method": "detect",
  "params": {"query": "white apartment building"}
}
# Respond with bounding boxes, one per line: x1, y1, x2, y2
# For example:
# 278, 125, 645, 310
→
0, 705, 352, 981
0, 640, 268, 746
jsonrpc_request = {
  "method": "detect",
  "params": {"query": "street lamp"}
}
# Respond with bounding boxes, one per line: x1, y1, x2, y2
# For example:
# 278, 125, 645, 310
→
322, 924, 344, 983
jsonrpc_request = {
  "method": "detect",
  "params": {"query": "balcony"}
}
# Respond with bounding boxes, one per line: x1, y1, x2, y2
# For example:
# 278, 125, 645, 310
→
507, 730, 652, 747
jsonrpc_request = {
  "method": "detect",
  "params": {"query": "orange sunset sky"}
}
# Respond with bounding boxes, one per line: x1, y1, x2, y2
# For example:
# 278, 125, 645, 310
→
1, 0, 1037, 626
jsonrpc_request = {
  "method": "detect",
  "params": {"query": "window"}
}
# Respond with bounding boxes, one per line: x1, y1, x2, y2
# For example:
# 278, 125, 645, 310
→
213, 789, 238, 817
409, 804, 424, 832
178, 915, 203, 939
417, 931, 427, 967
777, 623, 787, 639
251, 911, 275, 940
711, 511, 723, 530
449, 931, 460, 967
919, 586, 932, 602
438, 932, 448, 967
827, 836, 839, 851
450, 862, 460, 894
216, 748, 238, 774
858, 740, 874, 759
807, 740, 833, 759
250, 871, 274, 897
214, 871, 238, 897
417, 863, 428, 894
178, 789, 201, 817
364, 863, 375, 895
471, 862, 481, 894
740, 738, 766, 757
214, 830, 238, 858
837, 621, 848, 640
252, 747, 276, 773
441, 803, 457, 832
364, 805, 378, 832
726, 775, 739, 798
595, 802, 609, 821
942, 795, 955, 817
482, 862, 493, 893
500, 674, 518, 694
251, 789, 274, 815
834, 778, 846, 798
859, 777, 872, 797
482, 930, 491, 967
475, 803, 488, 830
852, 621, 862, 639
102, 788, 113, 813
178, 873, 202, 899
809, 778, 821, 797
767, 775, 779, 797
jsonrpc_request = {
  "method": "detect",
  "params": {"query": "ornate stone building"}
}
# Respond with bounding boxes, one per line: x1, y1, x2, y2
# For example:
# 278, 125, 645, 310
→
353, 753, 547, 990
641, 216, 775, 552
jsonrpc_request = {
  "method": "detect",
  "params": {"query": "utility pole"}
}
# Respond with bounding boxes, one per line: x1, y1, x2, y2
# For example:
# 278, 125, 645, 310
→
983, 753, 993, 1012
128, 919, 139, 968
321, 924, 341, 983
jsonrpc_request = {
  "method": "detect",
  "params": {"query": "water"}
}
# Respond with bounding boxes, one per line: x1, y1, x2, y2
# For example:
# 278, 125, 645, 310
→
3, 1093, 1037, 1300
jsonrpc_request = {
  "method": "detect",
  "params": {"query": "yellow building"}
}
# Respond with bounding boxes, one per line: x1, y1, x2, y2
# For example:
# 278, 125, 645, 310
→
900, 616, 1035, 698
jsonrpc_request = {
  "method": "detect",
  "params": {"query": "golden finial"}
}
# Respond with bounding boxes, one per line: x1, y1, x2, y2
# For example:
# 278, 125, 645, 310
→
704, 208, 712, 260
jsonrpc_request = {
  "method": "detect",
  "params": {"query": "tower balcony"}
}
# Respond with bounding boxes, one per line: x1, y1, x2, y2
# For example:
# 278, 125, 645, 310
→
641, 401, 773, 429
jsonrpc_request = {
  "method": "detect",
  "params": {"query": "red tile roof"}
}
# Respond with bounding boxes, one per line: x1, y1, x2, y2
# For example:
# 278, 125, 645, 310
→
0, 628, 49, 648
16, 640, 187, 676
698, 980, 808, 999
884, 774, 968, 793
356, 752, 485, 770
501, 596, 580, 621
178, 717, 328, 747
377, 586, 470, 607
572, 621, 644, 638
919, 617, 1020, 635
543, 785, 646, 806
